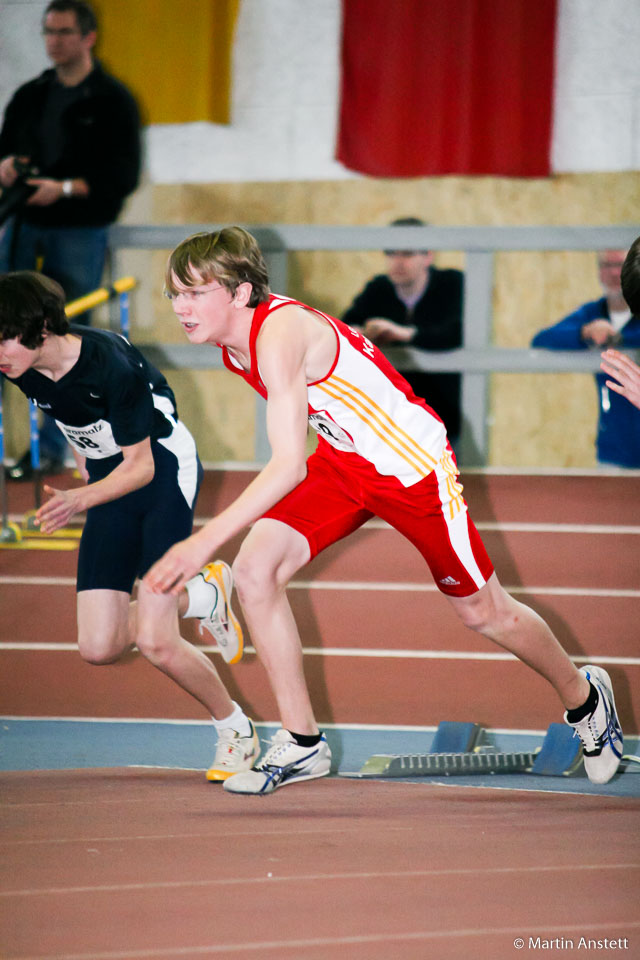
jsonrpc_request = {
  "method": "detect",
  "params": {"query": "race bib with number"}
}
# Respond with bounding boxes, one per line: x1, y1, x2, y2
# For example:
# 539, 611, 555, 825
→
56, 419, 121, 458
308, 412, 355, 453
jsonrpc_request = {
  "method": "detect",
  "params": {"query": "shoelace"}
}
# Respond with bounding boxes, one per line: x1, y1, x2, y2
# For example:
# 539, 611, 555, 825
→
259, 735, 295, 767
215, 728, 253, 766
201, 572, 229, 624
198, 607, 229, 639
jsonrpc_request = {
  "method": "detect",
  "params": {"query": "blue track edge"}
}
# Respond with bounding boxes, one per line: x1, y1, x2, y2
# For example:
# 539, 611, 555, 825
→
1, 718, 638, 797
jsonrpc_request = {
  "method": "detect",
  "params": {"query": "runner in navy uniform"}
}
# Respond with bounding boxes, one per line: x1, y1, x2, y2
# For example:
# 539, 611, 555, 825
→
0, 270, 259, 780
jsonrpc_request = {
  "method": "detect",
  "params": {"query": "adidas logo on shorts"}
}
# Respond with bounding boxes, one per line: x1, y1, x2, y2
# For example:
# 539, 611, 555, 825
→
439, 576, 460, 586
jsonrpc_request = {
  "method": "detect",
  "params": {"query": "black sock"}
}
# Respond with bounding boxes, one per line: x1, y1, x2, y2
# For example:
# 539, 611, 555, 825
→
566, 681, 598, 723
289, 731, 322, 747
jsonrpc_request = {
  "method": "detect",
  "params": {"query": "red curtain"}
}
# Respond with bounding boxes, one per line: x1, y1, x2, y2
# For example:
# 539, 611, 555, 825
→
337, 0, 557, 178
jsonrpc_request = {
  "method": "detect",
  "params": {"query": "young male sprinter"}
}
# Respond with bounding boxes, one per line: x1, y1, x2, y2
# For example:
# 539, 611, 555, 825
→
145, 227, 624, 795
0, 271, 258, 781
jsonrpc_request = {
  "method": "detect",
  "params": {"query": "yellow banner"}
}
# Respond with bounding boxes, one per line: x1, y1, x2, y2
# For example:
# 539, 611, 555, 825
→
91, 0, 240, 125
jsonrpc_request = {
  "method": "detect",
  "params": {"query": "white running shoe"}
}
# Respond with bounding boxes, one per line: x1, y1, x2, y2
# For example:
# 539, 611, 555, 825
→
223, 729, 331, 795
206, 720, 260, 782
565, 665, 623, 784
186, 560, 243, 664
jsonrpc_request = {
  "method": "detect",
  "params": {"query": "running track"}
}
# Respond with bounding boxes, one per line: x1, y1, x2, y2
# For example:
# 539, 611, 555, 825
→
1, 469, 639, 959
2, 469, 639, 731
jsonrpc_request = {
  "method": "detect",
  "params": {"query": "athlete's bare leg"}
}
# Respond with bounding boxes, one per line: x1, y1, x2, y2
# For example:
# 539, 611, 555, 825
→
77, 589, 133, 664
232, 518, 317, 735
231, 523, 590, 730
446, 572, 590, 710
77, 587, 235, 719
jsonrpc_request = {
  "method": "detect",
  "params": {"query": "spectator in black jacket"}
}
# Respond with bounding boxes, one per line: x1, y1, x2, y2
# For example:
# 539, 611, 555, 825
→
0, 0, 141, 479
342, 218, 464, 448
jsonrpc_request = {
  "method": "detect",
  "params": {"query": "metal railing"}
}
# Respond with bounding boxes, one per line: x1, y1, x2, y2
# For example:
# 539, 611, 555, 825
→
106, 224, 640, 463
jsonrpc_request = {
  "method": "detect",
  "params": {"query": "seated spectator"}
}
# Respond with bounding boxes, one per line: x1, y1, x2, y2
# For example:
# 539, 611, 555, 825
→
532, 249, 640, 469
342, 217, 464, 449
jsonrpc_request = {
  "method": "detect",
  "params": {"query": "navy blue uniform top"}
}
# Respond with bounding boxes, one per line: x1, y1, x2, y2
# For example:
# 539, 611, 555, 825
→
532, 298, 640, 468
6, 325, 178, 480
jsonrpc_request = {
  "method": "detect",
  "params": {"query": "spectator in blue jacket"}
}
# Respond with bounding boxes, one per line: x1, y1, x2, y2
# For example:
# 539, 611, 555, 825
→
532, 250, 640, 468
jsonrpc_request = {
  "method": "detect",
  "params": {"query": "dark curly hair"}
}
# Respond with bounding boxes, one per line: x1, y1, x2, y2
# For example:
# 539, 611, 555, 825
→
0, 272, 69, 349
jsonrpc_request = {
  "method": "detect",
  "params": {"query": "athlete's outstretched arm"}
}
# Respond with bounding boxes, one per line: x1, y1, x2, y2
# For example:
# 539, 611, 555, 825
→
36, 438, 155, 533
600, 348, 640, 410
145, 309, 312, 594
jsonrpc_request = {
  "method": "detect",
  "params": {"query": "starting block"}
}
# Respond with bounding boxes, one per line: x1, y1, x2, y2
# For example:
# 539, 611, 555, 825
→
356, 721, 584, 779
20, 511, 82, 543
0, 511, 81, 550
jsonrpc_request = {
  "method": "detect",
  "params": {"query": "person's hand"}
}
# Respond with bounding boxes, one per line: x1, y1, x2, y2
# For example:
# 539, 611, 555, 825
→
25, 178, 66, 207
581, 319, 618, 347
0, 155, 29, 188
600, 348, 640, 411
363, 318, 416, 344
144, 533, 214, 595
35, 484, 84, 534
0, 156, 18, 187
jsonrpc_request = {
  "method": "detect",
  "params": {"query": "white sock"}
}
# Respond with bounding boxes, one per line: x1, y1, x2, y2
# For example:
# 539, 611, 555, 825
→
213, 701, 251, 737
183, 571, 218, 619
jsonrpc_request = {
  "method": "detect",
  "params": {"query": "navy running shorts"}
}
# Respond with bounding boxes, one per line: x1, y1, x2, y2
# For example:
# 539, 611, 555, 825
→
77, 438, 203, 593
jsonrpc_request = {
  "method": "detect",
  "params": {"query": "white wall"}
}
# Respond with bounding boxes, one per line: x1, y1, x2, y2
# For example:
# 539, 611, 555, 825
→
1, 0, 639, 182
552, 0, 640, 172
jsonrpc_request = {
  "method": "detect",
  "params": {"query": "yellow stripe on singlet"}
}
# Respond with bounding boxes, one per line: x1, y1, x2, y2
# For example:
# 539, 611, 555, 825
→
317, 375, 439, 476
316, 381, 434, 478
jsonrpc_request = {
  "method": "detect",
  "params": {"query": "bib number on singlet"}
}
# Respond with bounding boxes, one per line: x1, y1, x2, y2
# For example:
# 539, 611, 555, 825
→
56, 419, 121, 459
308, 412, 355, 453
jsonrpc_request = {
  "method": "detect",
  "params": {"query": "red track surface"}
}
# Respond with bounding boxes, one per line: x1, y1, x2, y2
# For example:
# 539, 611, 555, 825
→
1, 769, 639, 960
1, 469, 639, 730
1, 470, 640, 958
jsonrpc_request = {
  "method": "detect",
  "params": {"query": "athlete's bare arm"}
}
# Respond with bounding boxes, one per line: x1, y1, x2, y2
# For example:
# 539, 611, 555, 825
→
144, 306, 328, 594
36, 437, 155, 534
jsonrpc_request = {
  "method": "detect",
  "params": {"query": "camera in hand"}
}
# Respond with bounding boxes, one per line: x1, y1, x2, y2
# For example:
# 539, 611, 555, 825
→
0, 158, 39, 226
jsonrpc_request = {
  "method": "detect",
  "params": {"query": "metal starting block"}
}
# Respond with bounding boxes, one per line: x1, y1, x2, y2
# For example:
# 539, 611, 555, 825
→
356, 721, 584, 779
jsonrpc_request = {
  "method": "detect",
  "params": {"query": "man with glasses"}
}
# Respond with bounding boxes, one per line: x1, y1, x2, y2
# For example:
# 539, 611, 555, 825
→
0, 0, 141, 479
532, 250, 640, 468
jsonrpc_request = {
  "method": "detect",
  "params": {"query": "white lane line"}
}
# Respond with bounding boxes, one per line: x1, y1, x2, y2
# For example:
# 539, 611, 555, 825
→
11, 515, 640, 535
0, 716, 445, 731
0, 825, 412, 847
2, 575, 639, 599
2, 642, 638, 665
1, 576, 76, 585
363, 518, 640, 535
8, 922, 640, 960
289, 582, 640, 598
2, 862, 638, 898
